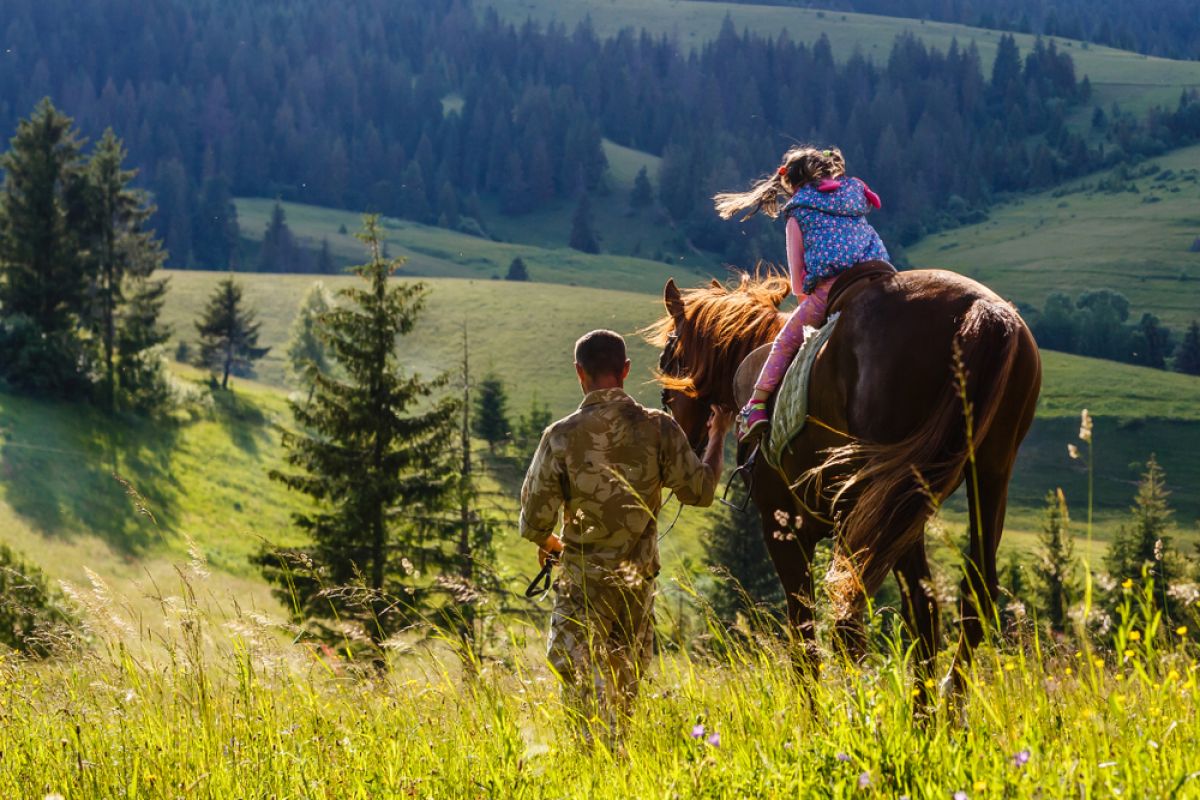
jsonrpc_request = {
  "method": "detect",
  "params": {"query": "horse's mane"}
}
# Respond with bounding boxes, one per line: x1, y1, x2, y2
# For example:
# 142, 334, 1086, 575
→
644, 273, 790, 398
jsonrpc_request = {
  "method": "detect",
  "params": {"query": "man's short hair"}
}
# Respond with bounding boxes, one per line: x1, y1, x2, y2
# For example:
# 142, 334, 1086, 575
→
574, 329, 627, 378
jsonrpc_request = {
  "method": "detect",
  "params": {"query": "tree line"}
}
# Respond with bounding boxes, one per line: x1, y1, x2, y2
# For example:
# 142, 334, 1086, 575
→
11, 0, 1200, 273
1026, 288, 1200, 374
725, 0, 1200, 60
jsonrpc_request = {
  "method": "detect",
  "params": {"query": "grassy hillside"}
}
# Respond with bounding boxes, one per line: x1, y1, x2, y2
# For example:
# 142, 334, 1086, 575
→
908, 145, 1200, 326
486, 0, 1200, 114
159, 270, 1200, 528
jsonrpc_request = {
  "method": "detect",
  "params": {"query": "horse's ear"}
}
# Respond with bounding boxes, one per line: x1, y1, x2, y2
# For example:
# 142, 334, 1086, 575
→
710, 278, 722, 289
664, 278, 685, 321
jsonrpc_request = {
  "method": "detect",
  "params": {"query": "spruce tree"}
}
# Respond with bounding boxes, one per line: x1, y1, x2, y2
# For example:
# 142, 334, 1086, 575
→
83, 129, 167, 410
1175, 321, 1200, 376
504, 257, 529, 282
1034, 488, 1076, 632
569, 190, 599, 253
630, 166, 654, 208
1105, 455, 1176, 610
705, 505, 783, 622
259, 201, 296, 272
472, 375, 510, 453
316, 238, 335, 274
192, 175, 239, 270
194, 276, 268, 388
0, 99, 89, 393
514, 393, 552, 462
260, 215, 457, 650
286, 280, 334, 401
115, 272, 171, 412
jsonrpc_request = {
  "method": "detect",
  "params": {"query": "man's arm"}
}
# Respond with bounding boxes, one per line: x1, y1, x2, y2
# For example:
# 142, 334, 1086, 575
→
659, 408, 732, 508
518, 427, 565, 546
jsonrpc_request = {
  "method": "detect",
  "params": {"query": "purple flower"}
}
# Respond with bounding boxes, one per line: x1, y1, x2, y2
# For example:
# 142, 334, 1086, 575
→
1012, 749, 1031, 767
690, 724, 706, 740
706, 732, 721, 747
953, 792, 968, 800
836, 752, 851, 762
858, 772, 871, 788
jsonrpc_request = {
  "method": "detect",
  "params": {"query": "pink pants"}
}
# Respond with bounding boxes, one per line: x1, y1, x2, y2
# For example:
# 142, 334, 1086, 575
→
754, 279, 833, 394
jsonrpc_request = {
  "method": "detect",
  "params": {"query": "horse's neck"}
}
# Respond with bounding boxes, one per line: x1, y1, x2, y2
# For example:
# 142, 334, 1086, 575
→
710, 310, 787, 409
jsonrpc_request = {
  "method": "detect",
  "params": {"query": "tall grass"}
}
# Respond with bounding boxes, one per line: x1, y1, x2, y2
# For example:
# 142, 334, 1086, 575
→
2, 552, 1198, 799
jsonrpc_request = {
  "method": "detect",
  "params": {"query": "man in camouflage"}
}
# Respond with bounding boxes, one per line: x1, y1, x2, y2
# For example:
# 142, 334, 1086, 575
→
519, 329, 731, 736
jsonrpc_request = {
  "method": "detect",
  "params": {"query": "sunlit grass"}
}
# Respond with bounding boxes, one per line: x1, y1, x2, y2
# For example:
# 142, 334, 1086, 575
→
3, 562, 1198, 798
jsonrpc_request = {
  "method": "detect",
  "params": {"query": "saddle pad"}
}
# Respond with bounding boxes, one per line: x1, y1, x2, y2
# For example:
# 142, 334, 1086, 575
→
765, 312, 840, 468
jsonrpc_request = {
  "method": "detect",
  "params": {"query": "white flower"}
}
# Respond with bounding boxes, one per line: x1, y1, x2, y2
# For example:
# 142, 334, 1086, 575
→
1067, 443, 1079, 460
1079, 409, 1093, 442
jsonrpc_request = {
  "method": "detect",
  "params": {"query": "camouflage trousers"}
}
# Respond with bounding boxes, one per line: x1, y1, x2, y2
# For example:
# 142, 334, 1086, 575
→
547, 573, 656, 736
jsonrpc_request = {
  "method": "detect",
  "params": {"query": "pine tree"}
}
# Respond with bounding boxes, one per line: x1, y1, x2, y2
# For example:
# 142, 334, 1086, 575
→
115, 272, 171, 412
0, 99, 89, 393
1034, 488, 1076, 632
1175, 321, 1200, 376
514, 393, 552, 463
568, 190, 599, 254
259, 216, 457, 650
286, 280, 334, 401
630, 166, 654, 208
705, 505, 783, 622
1105, 455, 1176, 609
316, 238, 335, 274
192, 175, 239, 270
504, 257, 529, 282
259, 200, 296, 272
194, 276, 269, 389
472, 375, 510, 453
83, 129, 167, 411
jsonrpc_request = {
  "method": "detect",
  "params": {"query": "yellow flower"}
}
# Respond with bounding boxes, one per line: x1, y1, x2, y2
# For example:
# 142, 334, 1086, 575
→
1129, 630, 1142, 642
911, 688, 921, 697
1115, 673, 1125, 682
924, 678, 935, 689
1065, 666, 1073, 676
1167, 670, 1180, 682
1124, 649, 1135, 659
1093, 658, 1105, 669
974, 780, 988, 792
1004, 662, 1016, 672
1122, 578, 1134, 590
1176, 626, 1188, 637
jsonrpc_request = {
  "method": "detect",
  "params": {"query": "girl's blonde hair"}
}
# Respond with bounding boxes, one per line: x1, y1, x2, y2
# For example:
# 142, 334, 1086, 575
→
713, 145, 846, 220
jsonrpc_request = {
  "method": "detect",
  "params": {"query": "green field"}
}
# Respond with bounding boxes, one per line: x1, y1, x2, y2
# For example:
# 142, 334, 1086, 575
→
485, 0, 1200, 114
908, 145, 1200, 326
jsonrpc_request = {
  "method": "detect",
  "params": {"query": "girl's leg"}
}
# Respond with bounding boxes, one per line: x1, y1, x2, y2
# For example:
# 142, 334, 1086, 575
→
753, 284, 832, 397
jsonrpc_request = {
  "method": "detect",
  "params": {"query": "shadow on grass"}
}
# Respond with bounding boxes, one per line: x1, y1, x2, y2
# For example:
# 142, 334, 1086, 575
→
0, 395, 183, 553
208, 385, 271, 455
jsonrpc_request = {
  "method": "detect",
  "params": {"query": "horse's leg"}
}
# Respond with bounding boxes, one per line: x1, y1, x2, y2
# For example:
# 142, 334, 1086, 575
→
750, 459, 823, 668
894, 536, 939, 711
951, 441, 1018, 685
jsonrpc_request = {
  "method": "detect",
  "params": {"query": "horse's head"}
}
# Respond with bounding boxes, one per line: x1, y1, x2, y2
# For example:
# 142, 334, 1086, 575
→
646, 274, 790, 451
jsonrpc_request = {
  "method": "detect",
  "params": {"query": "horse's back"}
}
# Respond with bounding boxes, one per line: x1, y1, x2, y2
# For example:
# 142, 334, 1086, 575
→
813, 267, 1036, 445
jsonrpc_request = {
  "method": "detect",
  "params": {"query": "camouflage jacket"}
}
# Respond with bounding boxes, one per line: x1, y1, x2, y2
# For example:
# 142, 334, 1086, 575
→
519, 388, 717, 585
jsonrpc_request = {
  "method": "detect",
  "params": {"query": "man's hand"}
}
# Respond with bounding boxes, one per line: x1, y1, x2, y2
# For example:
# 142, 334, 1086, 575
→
702, 405, 733, 478
538, 533, 564, 567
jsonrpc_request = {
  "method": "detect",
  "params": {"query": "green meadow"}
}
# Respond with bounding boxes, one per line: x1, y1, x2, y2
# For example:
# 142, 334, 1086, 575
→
908, 145, 1200, 326
484, 0, 1200, 114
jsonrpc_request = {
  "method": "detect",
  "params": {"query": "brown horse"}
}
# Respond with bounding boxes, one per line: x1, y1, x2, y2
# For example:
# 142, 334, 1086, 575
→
647, 265, 1041, 693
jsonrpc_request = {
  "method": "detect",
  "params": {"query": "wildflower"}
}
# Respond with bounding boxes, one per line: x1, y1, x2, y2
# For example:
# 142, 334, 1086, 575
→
1154, 539, 1163, 561
954, 791, 969, 800
1004, 661, 1016, 672
974, 780, 988, 792
1115, 673, 1125, 682
836, 752, 851, 762
1177, 626, 1189, 637
1121, 578, 1133, 590
1167, 670, 1180, 682
690, 724, 705, 739
1065, 667, 1073, 676
706, 732, 721, 748
1079, 409, 1093, 442
1067, 443, 1079, 459
1093, 658, 1104, 669
1012, 749, 1031, 767
858, 772, 871, 789
1129, 630, 1141, 642
1123, 649, 1135, 659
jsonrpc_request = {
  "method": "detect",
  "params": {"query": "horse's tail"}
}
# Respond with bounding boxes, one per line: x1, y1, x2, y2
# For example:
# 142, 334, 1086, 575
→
812, 299, 1023, 616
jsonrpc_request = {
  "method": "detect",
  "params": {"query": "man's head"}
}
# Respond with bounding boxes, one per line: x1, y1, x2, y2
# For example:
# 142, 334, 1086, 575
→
574, 329, 631, 392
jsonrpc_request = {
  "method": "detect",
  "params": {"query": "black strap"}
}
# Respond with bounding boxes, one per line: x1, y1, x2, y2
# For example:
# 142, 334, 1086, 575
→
524, 554, 558, 598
